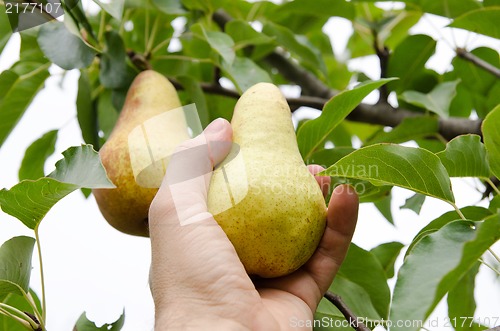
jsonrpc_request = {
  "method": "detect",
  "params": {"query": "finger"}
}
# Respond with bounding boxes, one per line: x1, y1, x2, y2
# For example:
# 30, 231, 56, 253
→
302, 184, 359, 306
150, 118, 232, 226
307, 164, 331, 197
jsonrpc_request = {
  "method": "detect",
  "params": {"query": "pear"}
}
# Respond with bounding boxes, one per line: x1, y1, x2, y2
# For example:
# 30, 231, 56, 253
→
208, 83, 327, 278
93, 70, 189, 236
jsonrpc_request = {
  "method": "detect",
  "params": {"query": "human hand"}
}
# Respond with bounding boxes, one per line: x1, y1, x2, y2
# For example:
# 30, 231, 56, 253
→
149, 118, 359, 330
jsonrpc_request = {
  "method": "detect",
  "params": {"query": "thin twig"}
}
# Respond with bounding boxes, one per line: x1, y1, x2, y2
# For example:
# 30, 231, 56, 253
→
456, 48, 500, 78
324, 291, 371, 331
170, 78, 482, 140
210, 10, 483, 141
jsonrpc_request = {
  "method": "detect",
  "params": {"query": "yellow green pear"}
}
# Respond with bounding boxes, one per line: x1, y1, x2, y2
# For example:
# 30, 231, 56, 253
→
93, 70, 189, 236
208, 83, 327, 278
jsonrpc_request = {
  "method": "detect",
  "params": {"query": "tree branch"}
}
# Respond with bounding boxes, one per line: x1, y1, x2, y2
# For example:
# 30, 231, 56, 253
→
374, 34, 390, 104
171, 79, 482, 141
264, 52, 335, 98
485, 326, 500, 331
456, 48, 500, 78
324, 291, 371, 331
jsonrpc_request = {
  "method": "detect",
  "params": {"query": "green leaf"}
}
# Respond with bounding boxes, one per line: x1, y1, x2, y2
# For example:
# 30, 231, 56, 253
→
306, 147, 355, 167
337, 244, 391, 319
449, 7, 500, 39
77, 71, 99, 147
0, 289, 41, 330
321, 144, 455, 203
93, 0, 125, 20
482, 104, 500, 179
0, 64, 50, 148
97, 89, 119, 142
489, 195, 500, 213
447, 262, 480, 331
310, 149, 393, 203
222, 56, 272, 93
366, 117, 438, 145
436, 134, 490, 178
18, 130, 58, 181
374, 192, 394, 224
0, 280, 25, 300
0, 4, 12, 55
19, 30, 47, 63
405, 0, 481, 18
0, 236, 35, 295
37, 21, 96, 70
370, 241, 405, 279
400, 193, 426, 215
320, 276, 382, 324
297, 79, 395, 159
382, 11, 423, 50
0, 145, 115, 229
400, 80, 460, 117
152, 0, 187, 14
485, 0, 500, 5
47, 145, 115, 188
387, 34, 436, 93
334, 178, 392, 203
451, 47, 498, 100
390, 215, 500, 331
407, 206, 492, 257
100, 31, 136, 89
192, 24, 235, 65
74, 310, 125, 331
263, 22, 327, 77
177, 76, 209, 128
0, 179, 77, 230
63, 1, 97, 42
278, 0, 355, 20
226, 20, 274, 49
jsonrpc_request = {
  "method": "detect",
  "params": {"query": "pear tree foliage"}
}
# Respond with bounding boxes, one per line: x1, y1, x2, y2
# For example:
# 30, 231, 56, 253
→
0, 0, 499, 330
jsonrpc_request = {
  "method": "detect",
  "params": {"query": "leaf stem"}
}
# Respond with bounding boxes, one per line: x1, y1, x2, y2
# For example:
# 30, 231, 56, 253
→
485, 178, 500, 196
478, 258, 500, 276
34, 225, 46, 323
144, 9, 150, 55
26, 291, 44, 330
435, 133, 449, 145
324, 291, 371, 331
0, 304, 37, 329
456, 47, 500, 78
488, 248, 500, 264
451, 203, 466, 220
146, 16, 160, 55
153, 55, 213, 63
97, 10, 106, 43
19, 63, 51, 81
119, 9, 132, 35
151, 37, 173, 55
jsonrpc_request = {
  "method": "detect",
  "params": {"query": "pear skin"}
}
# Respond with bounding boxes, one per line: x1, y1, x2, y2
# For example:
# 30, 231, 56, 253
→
208, 83, 327, 278
93, 70, 189, 236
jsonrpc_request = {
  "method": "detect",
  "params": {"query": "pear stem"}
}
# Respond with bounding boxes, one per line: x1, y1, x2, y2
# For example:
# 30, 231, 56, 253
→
324, 291, 371, 331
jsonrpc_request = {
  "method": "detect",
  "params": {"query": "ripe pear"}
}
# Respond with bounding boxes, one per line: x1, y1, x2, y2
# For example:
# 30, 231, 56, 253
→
93, 70, 189, 236
207, 83, 327, 278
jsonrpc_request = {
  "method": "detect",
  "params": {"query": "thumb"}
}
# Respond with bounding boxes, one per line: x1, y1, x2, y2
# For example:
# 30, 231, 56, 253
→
150, 118, 233, 227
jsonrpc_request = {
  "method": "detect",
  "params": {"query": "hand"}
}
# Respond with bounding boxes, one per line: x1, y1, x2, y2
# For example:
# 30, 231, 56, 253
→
149, 118, 359, 330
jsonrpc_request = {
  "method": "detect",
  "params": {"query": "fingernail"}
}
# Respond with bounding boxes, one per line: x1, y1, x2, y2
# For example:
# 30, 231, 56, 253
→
205, 118, 227, 134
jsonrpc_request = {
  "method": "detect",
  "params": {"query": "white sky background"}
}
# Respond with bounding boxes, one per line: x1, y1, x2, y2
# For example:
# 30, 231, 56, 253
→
0, 2, 499, 330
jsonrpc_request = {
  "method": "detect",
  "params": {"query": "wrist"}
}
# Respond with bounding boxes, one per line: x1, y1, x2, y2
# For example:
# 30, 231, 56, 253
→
155, 311, 250, 331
